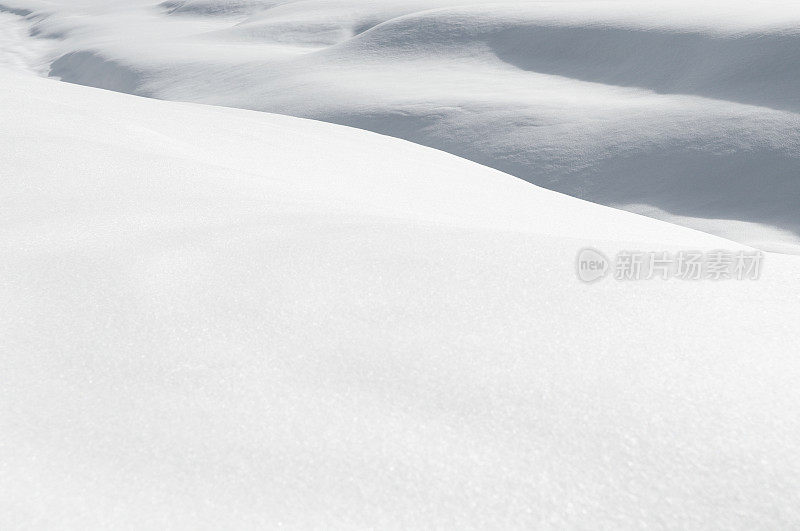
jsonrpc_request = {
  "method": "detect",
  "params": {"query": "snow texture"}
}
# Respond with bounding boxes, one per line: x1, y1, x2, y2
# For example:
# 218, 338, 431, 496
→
2, 2, 800, 529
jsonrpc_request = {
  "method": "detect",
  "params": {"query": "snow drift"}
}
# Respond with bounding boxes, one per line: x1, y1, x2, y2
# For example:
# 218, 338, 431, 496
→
3, 62, 800, 528
3, 3, 800, 527
4, 0, 800, 252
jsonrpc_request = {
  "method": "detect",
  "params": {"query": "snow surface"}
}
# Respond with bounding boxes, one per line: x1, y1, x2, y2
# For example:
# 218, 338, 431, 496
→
3, 0, 800, 252
3, 3, 800, 528
3, 58, 800, 528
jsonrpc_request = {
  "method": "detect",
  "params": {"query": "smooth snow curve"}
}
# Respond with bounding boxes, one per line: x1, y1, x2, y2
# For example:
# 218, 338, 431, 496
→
3, 63, 800, 528
3, 0, 800, 252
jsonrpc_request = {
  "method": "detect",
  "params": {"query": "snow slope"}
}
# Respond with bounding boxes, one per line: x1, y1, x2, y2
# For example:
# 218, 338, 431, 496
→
3, 63, 800, 528
4, 0, 800, 252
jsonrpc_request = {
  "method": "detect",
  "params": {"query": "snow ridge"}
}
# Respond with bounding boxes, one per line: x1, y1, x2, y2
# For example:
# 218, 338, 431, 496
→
3, 1, 800, 251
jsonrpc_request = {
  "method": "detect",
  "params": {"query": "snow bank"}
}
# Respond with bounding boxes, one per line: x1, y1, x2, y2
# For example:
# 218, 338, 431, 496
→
2, 66, 800, 528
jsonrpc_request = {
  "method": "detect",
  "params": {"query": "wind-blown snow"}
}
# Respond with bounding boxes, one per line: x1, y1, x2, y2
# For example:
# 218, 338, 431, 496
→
3, 0, 800, 252
2, 62, 800, 528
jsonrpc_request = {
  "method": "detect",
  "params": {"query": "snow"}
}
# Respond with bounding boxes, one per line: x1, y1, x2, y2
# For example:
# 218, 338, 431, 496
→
2, 2, 800, 528
4, 0, 800, 252
3, 60, 800, 528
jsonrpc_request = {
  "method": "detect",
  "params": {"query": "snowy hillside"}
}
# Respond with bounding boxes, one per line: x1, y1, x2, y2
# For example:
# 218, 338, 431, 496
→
3, 0, 800, 252
3, 61, 800, 528
2, 2, 800, 529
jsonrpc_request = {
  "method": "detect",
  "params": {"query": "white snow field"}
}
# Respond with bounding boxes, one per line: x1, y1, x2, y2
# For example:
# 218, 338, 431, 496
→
2, 0, 800, 252
3, 48, 800, 528
3, 3, 800, 529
